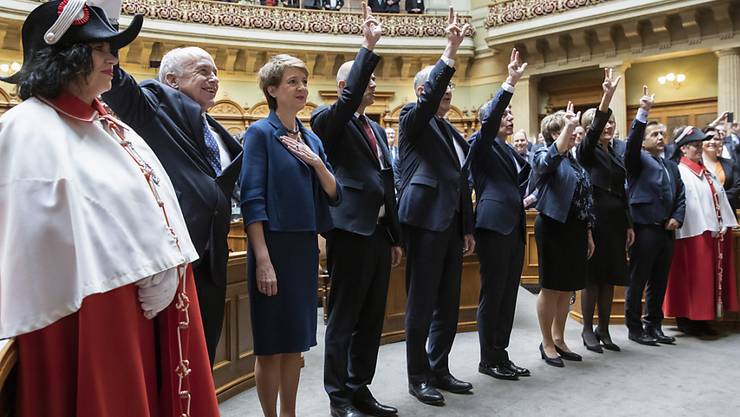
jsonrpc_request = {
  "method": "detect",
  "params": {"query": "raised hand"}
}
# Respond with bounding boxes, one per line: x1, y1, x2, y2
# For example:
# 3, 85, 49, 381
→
639, 85, 655, 111
709, 111, 729, 128
564, 101, 581, 131
361, 3, 381, 50
444, 7, 469, 53
602, 67, 621, 97
506, 48, 528, 87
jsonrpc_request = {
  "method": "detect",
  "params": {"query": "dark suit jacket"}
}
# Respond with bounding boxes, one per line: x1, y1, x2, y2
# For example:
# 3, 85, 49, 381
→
719, 157, 740, 212
577, 108, 631, 226
103, 67, 242, 287
310, 48, 401, 244
468, 87, 530, 237
532, 144, 582, 223
240, 112, 341, 233
624, 118, 686, 225
611, 138, 627, 158
319, 0, 344, 9
397, 59, 474, 235
368, 0, 400, 12
405, 0, 423, 12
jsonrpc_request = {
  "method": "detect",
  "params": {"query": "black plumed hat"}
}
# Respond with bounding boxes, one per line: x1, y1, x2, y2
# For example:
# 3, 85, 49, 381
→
1, 0, 142, 84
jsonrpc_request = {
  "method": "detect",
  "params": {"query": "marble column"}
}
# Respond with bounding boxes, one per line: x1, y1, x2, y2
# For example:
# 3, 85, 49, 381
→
510, 75, 540, 138
717, 48, 740, 116
600, 62, 630, 139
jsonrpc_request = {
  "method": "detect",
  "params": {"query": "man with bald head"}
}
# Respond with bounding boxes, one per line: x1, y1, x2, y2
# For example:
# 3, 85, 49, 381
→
311, 7, 401, 417
103, 46, 243, 366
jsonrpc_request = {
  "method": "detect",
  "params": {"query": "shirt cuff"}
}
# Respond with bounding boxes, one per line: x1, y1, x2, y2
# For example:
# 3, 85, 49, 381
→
636, 108, 649, 123
501, 82, 515, 93
440, 55, 455, 68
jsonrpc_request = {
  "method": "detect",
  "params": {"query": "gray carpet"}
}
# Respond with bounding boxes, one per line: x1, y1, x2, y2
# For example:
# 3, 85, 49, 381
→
219, 288, 740, 417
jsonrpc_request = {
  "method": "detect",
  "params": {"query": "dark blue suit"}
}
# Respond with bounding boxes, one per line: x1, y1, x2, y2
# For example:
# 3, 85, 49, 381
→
103, 67, 243, 364
624, 117, 686, 334
398, 59, 474, 383
239, 111, 340, 355
532, 144, 581, 222
310, 48, 401, 408
468, 87, 531, 366
240, 112, 340, 232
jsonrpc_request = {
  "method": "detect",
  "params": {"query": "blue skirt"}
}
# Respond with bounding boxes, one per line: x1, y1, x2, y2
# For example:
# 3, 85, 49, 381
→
248, 231, 318, 355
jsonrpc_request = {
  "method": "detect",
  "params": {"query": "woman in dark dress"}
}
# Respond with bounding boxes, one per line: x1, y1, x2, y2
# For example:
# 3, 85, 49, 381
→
240, 54, 340, 417
532, 102, 596, 367
576, 68, 634, 353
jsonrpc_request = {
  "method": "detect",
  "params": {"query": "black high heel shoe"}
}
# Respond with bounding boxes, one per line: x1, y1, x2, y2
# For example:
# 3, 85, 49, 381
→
539, 343, 564, 368
554, 345, 582, 361
595, 328, 621, 352
582, 332, 603, 353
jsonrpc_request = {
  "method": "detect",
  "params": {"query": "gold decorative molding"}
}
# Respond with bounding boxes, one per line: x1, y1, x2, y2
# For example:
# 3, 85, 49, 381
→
486, 0, 613, 28
119, 0, 474, 38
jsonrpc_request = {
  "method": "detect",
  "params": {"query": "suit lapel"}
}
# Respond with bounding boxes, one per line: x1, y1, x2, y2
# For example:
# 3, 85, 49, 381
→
175, 92, 217, 176
349, 116, 381, 167
492, 138, 517, 180
430, 117, 461, 168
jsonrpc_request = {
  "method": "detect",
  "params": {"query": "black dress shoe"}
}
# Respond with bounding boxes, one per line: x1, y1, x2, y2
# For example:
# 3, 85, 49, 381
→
501, 360, 531, 377
355, 395, 398, 417
695, 321, 720, 337
628, 331, 658, 346
645, 326, 676, 344
582, 332, 603, 353
594, 328, 621, 352
539, 343, 564, 368
554, 345, 582, 361
430, 374, 473, 394
330, 405, 369, 417
408, 382, 444, 406
478, 362, 518, 380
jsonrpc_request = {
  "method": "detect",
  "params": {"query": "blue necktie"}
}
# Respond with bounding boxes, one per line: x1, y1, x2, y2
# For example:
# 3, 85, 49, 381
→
203, 118, 222, 175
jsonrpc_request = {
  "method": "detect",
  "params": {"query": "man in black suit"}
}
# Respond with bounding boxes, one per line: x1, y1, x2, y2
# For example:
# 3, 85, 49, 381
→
624, 87, 686, 346
397, 9, 474, 406
311, 8, 402, 417
103, 47, 242, 366
405, 0, 424, 13
369, 0, 400, 13
467, 49, 531, 381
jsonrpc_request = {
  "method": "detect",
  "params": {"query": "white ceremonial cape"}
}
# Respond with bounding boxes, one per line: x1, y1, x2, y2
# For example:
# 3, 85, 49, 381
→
0, 95, 198, 338
676, 159, 738, 240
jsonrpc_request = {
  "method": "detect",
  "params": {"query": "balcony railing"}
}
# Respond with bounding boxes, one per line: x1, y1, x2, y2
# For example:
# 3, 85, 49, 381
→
485, 0, 613, 28
118, 0, 473, 37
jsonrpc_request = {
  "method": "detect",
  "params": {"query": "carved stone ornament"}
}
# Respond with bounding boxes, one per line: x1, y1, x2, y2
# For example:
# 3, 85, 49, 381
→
486, 0, 611, 28
119, 0, 474, 37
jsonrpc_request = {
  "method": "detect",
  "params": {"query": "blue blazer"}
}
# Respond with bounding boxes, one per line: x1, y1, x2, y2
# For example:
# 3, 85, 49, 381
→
240, 111, 341, 233
532, 144, 582, 223
624, 119, 686, 225
468, 87, 530, 237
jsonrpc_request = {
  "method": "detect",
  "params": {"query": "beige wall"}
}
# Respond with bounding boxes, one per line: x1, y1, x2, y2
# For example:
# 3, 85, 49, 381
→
625, 53, 718, 106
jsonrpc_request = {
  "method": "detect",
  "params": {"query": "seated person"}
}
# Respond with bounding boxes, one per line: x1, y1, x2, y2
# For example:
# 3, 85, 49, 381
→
406, 0, 423, 13
369, 0, 400, 13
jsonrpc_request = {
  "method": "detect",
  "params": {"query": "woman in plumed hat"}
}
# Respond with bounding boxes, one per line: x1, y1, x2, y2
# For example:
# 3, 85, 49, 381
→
0, 1, 218, 416
664, 126, 739, 337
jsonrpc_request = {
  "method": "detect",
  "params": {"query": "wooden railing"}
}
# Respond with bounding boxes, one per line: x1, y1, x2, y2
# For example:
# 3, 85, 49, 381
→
116, 0, 474, 37
486, 0, 613, 28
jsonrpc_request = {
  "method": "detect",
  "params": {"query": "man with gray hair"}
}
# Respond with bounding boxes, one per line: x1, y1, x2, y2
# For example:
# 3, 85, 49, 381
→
397, 7, 474, 406
103, 45, 243, 366
311, 6, 402, 417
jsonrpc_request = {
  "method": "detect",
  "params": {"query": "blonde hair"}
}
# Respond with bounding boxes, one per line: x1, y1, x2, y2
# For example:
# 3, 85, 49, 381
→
540, 111, 566, 145
258, 54, 309, 110
580, 107, 614, 129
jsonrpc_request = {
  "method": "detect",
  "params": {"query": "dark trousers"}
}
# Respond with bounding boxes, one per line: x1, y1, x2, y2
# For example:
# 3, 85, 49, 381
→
324, 227, 392, 407
625, 224, 675, 333
192, 255, 226, 367
403, 218, 462, 384
475, 227, 524, 365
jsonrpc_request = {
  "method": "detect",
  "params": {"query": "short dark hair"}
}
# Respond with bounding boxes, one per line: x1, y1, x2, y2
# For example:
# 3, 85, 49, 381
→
17, 43, 93, 100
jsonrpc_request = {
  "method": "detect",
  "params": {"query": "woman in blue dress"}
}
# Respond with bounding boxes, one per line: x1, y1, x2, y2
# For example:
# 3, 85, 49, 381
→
240, 54, 341, 417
